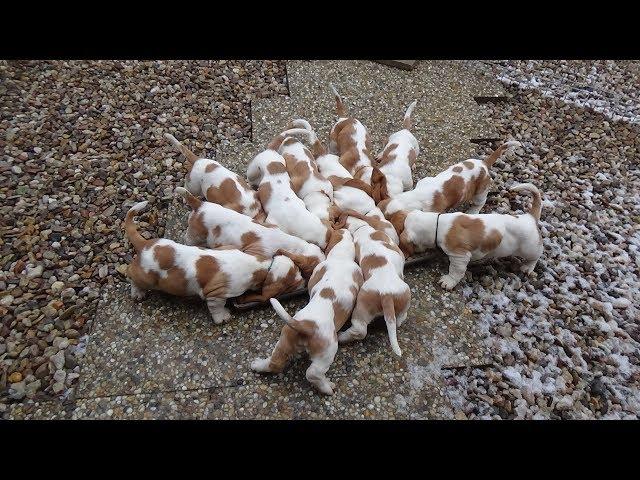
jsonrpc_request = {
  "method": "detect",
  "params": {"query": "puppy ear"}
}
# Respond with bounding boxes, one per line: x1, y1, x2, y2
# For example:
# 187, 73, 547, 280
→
389, 210, 408, 236
324, 229, 344, 255
175, 187, 202, 210
399, 231, 415, 259
371, 167, 389, 203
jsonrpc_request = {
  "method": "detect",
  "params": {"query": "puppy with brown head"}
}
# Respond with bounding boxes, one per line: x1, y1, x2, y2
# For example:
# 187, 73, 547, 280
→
164, 133, 266, 222
379, 141, 521, 229
398, 183, 544, 290
251, 228, 363, 395
123, 200, 304, 324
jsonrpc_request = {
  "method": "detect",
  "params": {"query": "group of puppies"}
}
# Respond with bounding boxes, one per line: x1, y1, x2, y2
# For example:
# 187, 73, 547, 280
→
123, 84, 544, 395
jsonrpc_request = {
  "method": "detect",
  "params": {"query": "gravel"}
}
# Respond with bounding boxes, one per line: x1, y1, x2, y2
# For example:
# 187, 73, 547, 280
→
443, 61, 639, 419
0, 60, 287, 410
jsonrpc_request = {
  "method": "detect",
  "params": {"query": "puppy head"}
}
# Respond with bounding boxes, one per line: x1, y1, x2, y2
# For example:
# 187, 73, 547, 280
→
247, 150, 284, 187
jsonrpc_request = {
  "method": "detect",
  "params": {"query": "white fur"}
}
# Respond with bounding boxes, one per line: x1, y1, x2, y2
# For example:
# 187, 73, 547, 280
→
183, 200, 325, 264
378, 129, 420, 196
252, 230, 362, 395
402, 207, 543, 290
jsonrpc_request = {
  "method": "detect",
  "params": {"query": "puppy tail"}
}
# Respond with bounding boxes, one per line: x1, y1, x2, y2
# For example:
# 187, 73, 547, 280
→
164, 133, 199, 166
124, 201, 150, 253
510, 183, 542, 221
288, 118, 312, 131
381, 294, 402, 357
270, 298, 315, 336
267, 128, 313, 151
175, 186, 202, 211
483, 140, 521, 168
330, 83, 347, 117
403, 100, 418, 130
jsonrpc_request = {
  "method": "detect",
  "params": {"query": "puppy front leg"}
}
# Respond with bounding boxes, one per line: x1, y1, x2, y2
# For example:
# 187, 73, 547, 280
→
439, 252, 471, 290
307, 340, 338, 396
520, 257, 539, 275
206, 297, 231, 324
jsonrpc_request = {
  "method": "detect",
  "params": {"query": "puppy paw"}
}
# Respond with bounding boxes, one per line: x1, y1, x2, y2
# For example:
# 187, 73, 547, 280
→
130, 285, 146, 300
337, 331, 352, 344
439, 274, 459, 290
251, 358, 271, 373
315, 382, 335, 396
212, 309, 232, 324
520, 263, 536, 275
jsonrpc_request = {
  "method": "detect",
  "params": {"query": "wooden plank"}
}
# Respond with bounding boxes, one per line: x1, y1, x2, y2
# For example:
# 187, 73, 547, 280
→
376, 60, 417, 71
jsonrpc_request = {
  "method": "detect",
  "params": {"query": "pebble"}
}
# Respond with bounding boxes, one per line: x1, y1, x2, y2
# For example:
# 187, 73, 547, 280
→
448, 60, 640, 420
0, 60, 288, 408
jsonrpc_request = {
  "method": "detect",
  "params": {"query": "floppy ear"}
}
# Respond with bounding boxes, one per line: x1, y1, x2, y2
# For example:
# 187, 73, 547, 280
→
341, 178, 373, 196
389, 210, 408, 236
324, 229, 344, 254
399, 230, 415, 259
175, 187, 202, 210
371, 167, 389, 203
328, 205, 342, 225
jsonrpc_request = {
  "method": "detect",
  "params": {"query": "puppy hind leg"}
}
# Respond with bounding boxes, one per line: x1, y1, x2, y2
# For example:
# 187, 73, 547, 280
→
306, 340, 338, 395
439, 252, 471, 290
251, 327, 297, 374
337, 304, 372, 344
206, 297, 231, 324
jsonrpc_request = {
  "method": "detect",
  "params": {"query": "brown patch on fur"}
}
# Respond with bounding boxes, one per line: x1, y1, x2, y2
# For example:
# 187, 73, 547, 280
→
267, 162, 287, 175
240, 231, 261, 249
377, 198, 392, 214
387, 210, 408, 235
308, 265, 327, 292
443, 215, 486, 254
371, 167, 389, 203
377, 143, 398, 167
463, 161, 474, 169
399, 230, 416, 258
324, 229, 344, 255
257, 182, 273, 206
154, 245, 176, 270
452, 166, 463, 173
430, 175, 469, 213
274, 249, 319, 280
205, 162, 218, 173
205, 178, 244, 213
320, 287, 336, 300
283, 152, 311, 193
360, 254, 388, 278
370, 231, 388, 242
480, 229, 502, 252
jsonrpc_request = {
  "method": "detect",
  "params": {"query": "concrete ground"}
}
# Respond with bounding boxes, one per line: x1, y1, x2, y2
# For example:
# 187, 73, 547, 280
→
6, 60, 508, 419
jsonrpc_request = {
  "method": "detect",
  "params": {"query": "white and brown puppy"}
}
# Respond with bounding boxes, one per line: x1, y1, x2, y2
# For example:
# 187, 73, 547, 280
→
327, 84, 388, 199
293, 123, 400, 244
176, 187, 325, 282
396, 183, 544, 290
246, 132, 333, 249
379, 141, 521, 231
376, 100, 419, 197
251, 228, 363, 395
164, 133, 266, 222
277, 126, 336, 222
124, 201, 303, 324
334, 211, 410, 356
